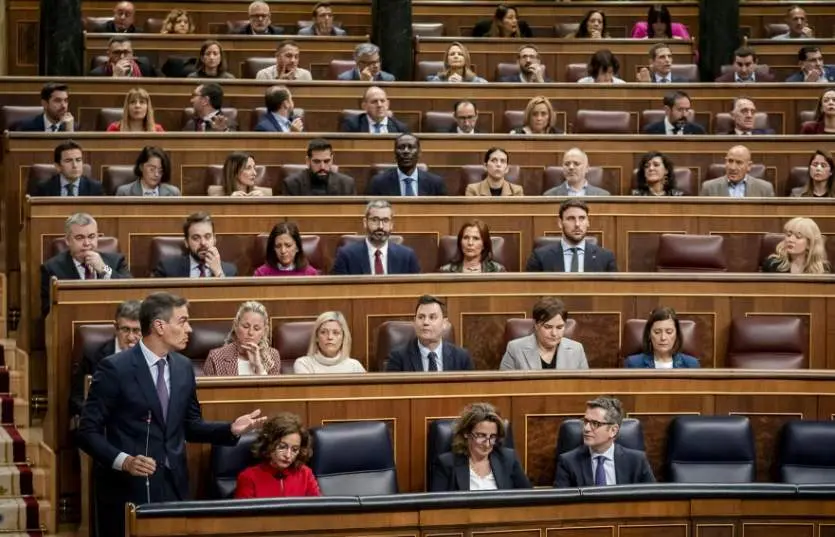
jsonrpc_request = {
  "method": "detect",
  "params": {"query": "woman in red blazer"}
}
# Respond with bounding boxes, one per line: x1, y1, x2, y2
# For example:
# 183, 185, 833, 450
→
235, 412, 321, 498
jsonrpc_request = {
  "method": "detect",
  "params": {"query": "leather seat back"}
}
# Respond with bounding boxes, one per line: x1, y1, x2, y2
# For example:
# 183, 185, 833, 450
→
273, 321, 316, 374
437, 235, 507, 270
778, 420, 835, 483
209, 432, 258, 498
656, 234, 727, 272
666, 416, 756, 483
727, 316, 805, 369
620, 318, 699, 361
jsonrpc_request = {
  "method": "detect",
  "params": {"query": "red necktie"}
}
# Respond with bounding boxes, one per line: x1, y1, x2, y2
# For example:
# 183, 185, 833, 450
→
374, 249, 384, 275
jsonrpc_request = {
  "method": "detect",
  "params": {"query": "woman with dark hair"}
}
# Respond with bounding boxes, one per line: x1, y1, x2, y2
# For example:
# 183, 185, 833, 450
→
800, 88, 835, 134
188, 39, 235, 79
116, 146, 180, 196
632, 151, 684, 196
235, 412, 321, 498
440, 219, 506, 273
471, 4, 533, 38
792, 150, 835, 197
465, 147, 524, 197
571, 10, 609, 39
427, 42, 487, 83
631, 4, 690, 39
209, 152, 272, 196
577, 49, 625, 83
624, 307, 699, 368
429, 402, 530, 491
500, 297, 588, 370
254, 222, 319, 276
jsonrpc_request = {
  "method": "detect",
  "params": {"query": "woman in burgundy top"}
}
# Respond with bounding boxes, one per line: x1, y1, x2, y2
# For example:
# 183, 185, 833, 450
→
235, 412, 321, 498
800, 88, 835, 134
253, 222, 319, 276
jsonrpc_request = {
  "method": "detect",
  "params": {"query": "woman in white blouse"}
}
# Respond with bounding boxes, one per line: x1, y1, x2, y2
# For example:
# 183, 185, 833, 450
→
429, 403, 531, 491
293, 311, 366, 374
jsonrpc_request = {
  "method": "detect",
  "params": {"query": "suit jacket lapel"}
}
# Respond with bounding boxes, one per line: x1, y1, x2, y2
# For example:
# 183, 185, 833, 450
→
130, 181, 143, 196
386, 243, 398, 273
586, 243, 599, 271
410, 339, 424, 371
132, 346, 166, 425
78, 178, 88, 196
180, 255, 191, 277
325, 174, 339, 195
477, 180, 491, 196
555, 340, 569, 368
613, 444, 626, 485
579, 448, 594, 486
441, 344, 454, 370
643, 354, 655, 368
490, 450, 511, 489
522, 335, 540, 369
720, 180, 730, 197
359, 115, 370, 132
165, 354, 189, 432
453, 454, 469, 490
59, 251, 81, 279
672, 354, 684, 368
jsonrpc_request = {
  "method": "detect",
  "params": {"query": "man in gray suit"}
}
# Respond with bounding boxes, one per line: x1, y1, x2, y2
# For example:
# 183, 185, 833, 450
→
544, 148, 610, 197
282, 139, 356, 195
700, 145, 775, 197
500, 297, 588, 370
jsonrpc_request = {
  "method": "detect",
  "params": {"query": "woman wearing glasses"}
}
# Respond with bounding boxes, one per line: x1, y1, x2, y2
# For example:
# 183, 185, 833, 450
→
235, 412, 321, 498
429, 402, 531, 491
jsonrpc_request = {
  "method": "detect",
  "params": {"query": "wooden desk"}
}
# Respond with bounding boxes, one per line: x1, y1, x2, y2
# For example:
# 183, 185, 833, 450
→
47, 276, 835, 498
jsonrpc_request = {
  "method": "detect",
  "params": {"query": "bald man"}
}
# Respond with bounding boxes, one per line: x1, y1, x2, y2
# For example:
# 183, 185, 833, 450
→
772, 6, 814, 39
101, 1, 140, 33
543, 148, 611, 196
723, 98, 774, 135
699, 145, 775, 197
234, 1, 285, 34
339, 86, 409, 134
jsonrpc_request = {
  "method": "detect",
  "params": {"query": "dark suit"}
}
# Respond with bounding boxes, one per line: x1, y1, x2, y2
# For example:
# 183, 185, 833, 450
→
525, 242, 617, 273
649, 73, 688, 83
40, 251, 131, 317
720, 128, 776, 135
30, 175, 104, 197
643, 120, 706, 135
11, 114, 77, 132
254, 113, 290, 133
430, 448, 532, 491
337, 68, 395, 82
786, 65, 835, 83
78, 345, 238, 536
714, 71, 776, 83
89, 58, 157, 77
447, 124, 482, 134
70, 339, 116, 417
385, 338, 474, 372
100, 20, 140, 33
282, 170, 356, 195
331, 240, 420, 275
497, 74, 553, 83
554, 444, 656, 487
152, 255, 238, 278
366, 169, 447, 196
233, 23, 285, 35
339, 113, 409, 134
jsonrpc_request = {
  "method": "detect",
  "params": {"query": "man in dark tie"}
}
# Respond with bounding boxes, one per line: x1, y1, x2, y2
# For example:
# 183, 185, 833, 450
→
331, 200, 420, 275
554, 396, 655, 487
152, 212, 238, 278
385, 295, 474, 372
642, 91, 706, 135
78, 292, 267, 537
29, 141, 104, 197
12, 82, 76, 132
366, 134, 447, 196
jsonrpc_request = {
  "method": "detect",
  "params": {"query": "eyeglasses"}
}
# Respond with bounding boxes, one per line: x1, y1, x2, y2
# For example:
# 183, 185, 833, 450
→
468, 432, 499, 444
367, 217, 392, 226
274, 443, 301, 454
250, 13, 270, 20
110, 49, 133, 57
117, 326, 142, 335
582, 418, 614, 430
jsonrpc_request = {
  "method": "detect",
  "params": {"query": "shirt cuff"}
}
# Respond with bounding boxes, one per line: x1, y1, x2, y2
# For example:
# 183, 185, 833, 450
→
99, 266, 113, 279
113, 451, 129, 471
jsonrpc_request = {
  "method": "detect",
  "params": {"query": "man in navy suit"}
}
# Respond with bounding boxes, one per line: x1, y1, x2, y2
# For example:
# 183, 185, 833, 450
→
254, 85, 304, 133
526, 199, 617, 273
340, 86, 409, 134
337, 43, 396, 81
78, 292, 266, 537
722, 97, 775, 135
12, 82, 76, 132
233, 1, 284, 34
152, 212, 238, 278
386, 295, 474, 372
30, 141, 104, 197
637, 43, 688, 83
554, 396, 655, 487
331, 200, 421, 275
366, 134, 447, 196
785, 46, 835, 83
643, 91, 707, 135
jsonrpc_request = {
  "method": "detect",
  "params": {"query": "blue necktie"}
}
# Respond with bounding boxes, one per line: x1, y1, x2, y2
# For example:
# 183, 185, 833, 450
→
373, 122, 382, 133
594, 455, 606, 486
403, 178, 416, 196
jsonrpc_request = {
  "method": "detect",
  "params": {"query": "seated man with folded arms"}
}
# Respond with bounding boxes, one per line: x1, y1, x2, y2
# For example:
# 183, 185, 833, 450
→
89, 36, 156, 77
526, 199, 617, 273
543, 148, 610, 196
256, 41, 313, 81
283, 139, 356, 195
452, 101, 480, 134
773, 6, 814, 39
723, 97, 775, 135
499, 44, 550, 83
554, 396, 655, 487
255, 86, 304, 133
41, 213, 132, 317
69, 300, 141, 423
184, 83, 236, 132
331, 200, 420, 275
643, 91, 706, 135
700, 145, 775, 197
636, 43, 685, 83
714, 47, 775, 83
235, 1, 284, 35
152, 211, 238, 278
340, 86, 409, 134
366, 134, 447, 196
786, 46, 835, 83
385, 295, 474, 372
12, 82, 75, 132
299, 2, 346, 36
30, 140, 103, 197
101, 1, 141, 33
338, 43, 395, 81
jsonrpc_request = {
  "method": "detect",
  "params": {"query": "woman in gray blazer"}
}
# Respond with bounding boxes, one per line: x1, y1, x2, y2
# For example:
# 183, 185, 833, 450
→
500, 297, 588, 370
115, 146, 181, 196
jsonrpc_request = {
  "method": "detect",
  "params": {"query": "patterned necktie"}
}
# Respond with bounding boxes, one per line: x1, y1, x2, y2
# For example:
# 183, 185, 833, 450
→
155, 359, 169, 422
64, 183, 76, 197
427, 351, 439, 371
144, 190, 157, 196
373, 249, 384, 275
84, 264, 95, 280
594, 455, 606, 486
403, 178, 416, 196
373, 122, 382, 134
569, 247, 579, 273
198, 263, 207, 277
50, 124, 60, 132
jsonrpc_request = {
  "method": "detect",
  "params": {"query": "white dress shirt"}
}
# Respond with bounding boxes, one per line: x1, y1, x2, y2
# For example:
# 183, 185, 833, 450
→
654, 72, 672, 83
590, 442, 617, 485
469, 468, 498, 490
368, 117, 390, 134
365, 238, 389, 275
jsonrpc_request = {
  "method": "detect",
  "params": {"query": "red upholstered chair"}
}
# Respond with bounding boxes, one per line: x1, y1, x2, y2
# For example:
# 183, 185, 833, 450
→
329, 59, 356, 79
73, 324, 117, 378
253, 233, 325, 273
82, 16, 111, 32
27, 164, 93, 195
757, 233, 785, 270
542, 166, 605, 194
641, 109, 665, 130
375, 320, 454, 371
495, 62, 520, 82
799, 110, 815, 124
339, 109, 364, 131
565, 63, 586, 83
727, 316, 806, 369
656, 234, 727, 272
242, 57, 275, 78
671, 64, 699, 82
96, 108, 124, 131
181, 107, 239, 130
417, 61, 444, 81
51, 237, 119, 257
503, 110, 525, 132
573, 110, 632, 134
436, 235, 507, 270
713, 112, 770, 134
787, 167, 810, 196
413, 22, 444, 37
145, 17, 164, 33
0, 106, 43, 131
764, 23, 789, 37
183, 320, 232, 376
273, 321, 316, 374
630, 167, 695, 196
422, 111, 456, 133
149, 236, 186, 277
458, 164, 521, 194
102, 166, 137, 195
225, 20, 249, 33
620, 318, 699, 362
706, 163, 767, 180
554, 22, 579, 37
502, 318, 577, 353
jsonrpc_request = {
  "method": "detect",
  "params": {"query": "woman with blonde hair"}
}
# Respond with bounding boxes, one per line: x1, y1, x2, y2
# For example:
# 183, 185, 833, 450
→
204, 301, 281, 376
293, 312, 366, 374
208, 152, 272, 196
161, 9, 196, 34
427, 42, 487, 83
510, 96, 561, 134
106, 88, 164, 132
762, 217, 831, 274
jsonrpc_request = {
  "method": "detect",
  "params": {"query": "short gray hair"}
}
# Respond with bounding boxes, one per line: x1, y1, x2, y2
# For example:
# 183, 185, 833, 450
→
364, 199, 392, 218
64, 213, 96, 235
114, 300, 141, 321
586, 396, 623, 427
353, 42, 380, 60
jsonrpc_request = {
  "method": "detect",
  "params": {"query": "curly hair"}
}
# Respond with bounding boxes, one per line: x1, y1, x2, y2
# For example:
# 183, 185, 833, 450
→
450, 402, 506, 455
251, 412, 312, 468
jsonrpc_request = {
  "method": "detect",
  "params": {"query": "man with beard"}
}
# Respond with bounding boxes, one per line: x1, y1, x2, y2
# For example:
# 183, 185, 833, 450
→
152, 212, 238, 278
254, 85, 304, 133
643, 91, 706, 135
366, 134, 447, 196
498, 45, 551, 83
282, 139, 356, 195
525, 199, 617, 272
543, 148, 610, 197
12, 82, 77, 132
331, 200, 420, 275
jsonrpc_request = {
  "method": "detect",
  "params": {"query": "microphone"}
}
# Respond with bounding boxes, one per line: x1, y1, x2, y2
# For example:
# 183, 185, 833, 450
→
144, 410, 151, 504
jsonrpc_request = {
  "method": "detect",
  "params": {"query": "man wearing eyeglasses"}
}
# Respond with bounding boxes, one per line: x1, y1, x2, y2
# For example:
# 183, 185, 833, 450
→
235, 1, 284, 35
554, 396, 655, 487
69, 300, 142, 425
